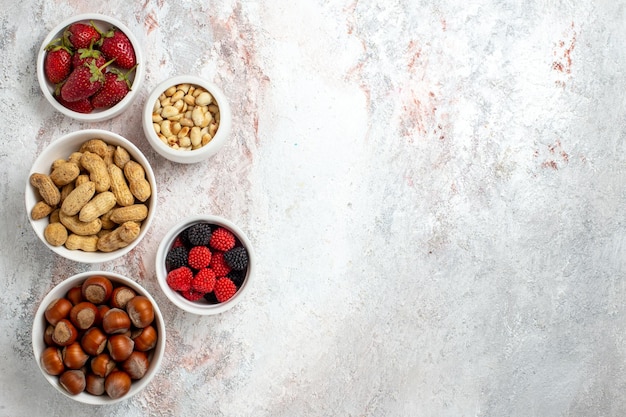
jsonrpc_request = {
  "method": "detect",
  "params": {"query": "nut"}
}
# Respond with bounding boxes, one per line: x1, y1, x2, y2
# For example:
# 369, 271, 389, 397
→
49, 161, 80, 187
108, 164, 134, 207
44, 222, 68, 246
123, 161, 151, 202
32, 201, 54, 220
79, 191, 117, 223
152, 83, 221, 151
65, 234, 98, 252
59, 210, 102, 236
61, 181, 96, 216
96, 221, 141, 252
81, 151, 111, 193
109, 205, 148, 224
30, 173, 61, 207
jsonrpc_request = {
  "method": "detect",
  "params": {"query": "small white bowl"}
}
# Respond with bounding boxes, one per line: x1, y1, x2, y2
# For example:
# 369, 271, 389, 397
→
155, 215, 254, 315
36, 13, 145, 122
25, 129, 157, 263
142, 75, 232, 164
32, 271, 166, 404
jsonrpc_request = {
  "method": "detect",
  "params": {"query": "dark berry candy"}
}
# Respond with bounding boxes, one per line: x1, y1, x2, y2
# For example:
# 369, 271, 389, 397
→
165, 246, 188, 272
187, 223, 213, 247
227, 270, 246, 288
224, 246, 248, 271
203, 291, 219, 304
179, 227, 192, 248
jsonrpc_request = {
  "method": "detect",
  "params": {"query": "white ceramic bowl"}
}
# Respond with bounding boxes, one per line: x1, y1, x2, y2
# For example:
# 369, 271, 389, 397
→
156, 215, 254, 315
36, 13, 145, 122
142, 75, 232, 164
25, 129, 157, 263
32, 271, 166, 404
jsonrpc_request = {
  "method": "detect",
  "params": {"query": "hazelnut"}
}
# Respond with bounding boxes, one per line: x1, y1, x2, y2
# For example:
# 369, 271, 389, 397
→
51, 319, 78, 346
131, 325, 157, 351
126, 296, 154, 328
82, 275, 113, 304
122, 350, 149, 379
44, 298, 72, 326
69, 301, 99, 330
102, 308, 131, 334
62, 342, 90, 369
104, 370, 131, 399
40, 346, 64, 375
110, 286, 137, 309
59, 369, 86, 395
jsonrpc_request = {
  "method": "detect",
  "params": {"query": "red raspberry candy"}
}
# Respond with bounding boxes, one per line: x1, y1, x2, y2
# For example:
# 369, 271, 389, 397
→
209, 227, 236, 252
214, 277, 237, 303
188, 246, 212, 270
209, 251, 231, 277
181, 290, 204, 301
191, 268, 216, 294
166, 266, 193, 292
171, 236, 184, 248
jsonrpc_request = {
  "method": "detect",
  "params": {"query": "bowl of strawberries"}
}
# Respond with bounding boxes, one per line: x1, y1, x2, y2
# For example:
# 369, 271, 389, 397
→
37, 13, 145, 122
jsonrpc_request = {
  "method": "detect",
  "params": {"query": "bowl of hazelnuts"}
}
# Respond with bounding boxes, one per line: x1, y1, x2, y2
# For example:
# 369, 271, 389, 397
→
32, 271, 166, 404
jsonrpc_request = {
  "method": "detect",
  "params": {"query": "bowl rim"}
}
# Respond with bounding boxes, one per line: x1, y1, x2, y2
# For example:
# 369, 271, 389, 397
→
155, 214, 254, 315
32, 271, 166, 405
25, 128, 157, 263
142, 75, 232, 164
36, 13, 145, 122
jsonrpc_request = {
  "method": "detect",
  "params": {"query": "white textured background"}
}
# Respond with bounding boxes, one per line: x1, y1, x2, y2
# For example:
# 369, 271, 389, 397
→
1, 0, 626, 416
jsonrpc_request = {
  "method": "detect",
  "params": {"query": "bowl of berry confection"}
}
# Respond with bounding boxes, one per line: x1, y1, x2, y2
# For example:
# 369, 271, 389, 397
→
37, 13, 145, 122
142, 75, 232, 164
155, 215, 254, 315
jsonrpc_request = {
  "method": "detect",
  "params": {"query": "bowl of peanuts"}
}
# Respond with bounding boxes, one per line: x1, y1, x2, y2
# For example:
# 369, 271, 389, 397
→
142, 75, 232, 164
32, 271, 166, 404
25, 129, 157, 263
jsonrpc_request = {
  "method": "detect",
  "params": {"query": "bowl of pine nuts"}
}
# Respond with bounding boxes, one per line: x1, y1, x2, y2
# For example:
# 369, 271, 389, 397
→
142, 75, 232, 164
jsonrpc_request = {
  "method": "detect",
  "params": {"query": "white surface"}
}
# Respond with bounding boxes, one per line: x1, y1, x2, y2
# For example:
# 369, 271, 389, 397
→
2, 0, 626, 416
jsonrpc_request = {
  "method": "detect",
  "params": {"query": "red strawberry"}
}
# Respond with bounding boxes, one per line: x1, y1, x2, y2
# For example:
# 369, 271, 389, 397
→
44, 40, 73, 84
100, 28, 136, 69
60, 60, 108, 102
90, 66, 135, 109
64, 22, 100, 49
71, 44, 105, 69
55, 91, 94, 113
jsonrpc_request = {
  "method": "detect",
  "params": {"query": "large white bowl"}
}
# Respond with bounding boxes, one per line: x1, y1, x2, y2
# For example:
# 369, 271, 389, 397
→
142, 75, 232, 164
155, 215, 254, 315
36, 13, 145, 122
25, 129, 157, 263
32, 271, 166, 404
